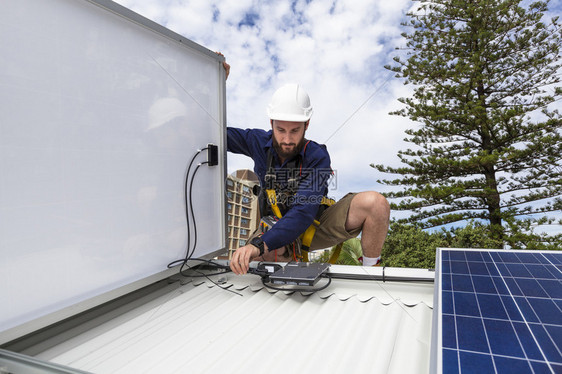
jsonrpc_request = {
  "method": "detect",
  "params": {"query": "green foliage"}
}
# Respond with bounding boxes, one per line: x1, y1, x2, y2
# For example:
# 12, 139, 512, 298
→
314, 238, 363, 265
380, 223, 446, 268
504, 217, 562, 250
335, 238, 363, 265
375, 0, 562, 242
318, 221, 561, 268
443, 221, 504, 249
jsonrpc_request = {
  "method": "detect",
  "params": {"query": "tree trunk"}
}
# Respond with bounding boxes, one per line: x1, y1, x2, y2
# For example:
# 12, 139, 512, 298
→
484, 167, 504, 246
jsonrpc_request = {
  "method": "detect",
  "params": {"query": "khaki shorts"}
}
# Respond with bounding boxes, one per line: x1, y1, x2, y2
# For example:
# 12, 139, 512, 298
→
250, 192, 361, 261
310, 192, 361, 250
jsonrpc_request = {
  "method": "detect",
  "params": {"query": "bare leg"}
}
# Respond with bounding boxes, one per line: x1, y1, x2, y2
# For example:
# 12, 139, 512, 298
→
345, 192, 390, 258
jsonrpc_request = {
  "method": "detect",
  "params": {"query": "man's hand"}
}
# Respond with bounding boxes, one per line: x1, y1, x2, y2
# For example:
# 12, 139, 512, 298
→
230, 242, 269, 275
216, 52, 230, 80
230, 244, 258, 274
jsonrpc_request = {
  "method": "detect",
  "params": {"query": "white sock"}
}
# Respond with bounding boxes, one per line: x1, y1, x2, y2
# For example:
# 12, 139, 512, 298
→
362, 256, 381, 266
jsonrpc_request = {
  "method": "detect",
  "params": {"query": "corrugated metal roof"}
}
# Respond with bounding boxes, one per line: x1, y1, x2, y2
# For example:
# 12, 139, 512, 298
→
34, 266, 434, 374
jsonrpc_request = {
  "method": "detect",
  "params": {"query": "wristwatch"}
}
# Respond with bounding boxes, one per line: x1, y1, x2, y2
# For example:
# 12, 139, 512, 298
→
250, 236, 265, 256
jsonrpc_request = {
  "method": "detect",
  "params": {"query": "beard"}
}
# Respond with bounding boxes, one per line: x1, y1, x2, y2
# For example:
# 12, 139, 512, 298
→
272, 135, 306, 162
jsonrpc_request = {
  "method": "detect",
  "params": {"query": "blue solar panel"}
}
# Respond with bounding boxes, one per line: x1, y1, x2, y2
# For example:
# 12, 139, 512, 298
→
432, 249, 562, 374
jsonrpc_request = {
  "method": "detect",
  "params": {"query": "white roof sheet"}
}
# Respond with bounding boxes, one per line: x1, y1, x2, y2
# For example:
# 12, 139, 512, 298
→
34, 266, 434, 374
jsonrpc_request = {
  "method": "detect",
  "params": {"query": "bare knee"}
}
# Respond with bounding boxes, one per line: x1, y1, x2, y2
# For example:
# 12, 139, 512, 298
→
347, 191, 389, 230
357, 191, 389, 217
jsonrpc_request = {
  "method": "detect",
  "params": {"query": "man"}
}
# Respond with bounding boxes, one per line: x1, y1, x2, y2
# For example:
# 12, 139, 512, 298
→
223, 64, 390, 275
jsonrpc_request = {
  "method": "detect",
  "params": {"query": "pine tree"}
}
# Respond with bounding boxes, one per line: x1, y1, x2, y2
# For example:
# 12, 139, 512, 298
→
374, 0, 562, 244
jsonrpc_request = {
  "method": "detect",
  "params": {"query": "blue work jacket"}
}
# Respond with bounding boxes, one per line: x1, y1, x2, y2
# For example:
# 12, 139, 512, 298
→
227, 127, 332, 250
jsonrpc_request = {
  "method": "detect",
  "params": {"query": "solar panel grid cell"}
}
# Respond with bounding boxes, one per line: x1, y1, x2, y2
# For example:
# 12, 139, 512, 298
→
439, 249, 562, 374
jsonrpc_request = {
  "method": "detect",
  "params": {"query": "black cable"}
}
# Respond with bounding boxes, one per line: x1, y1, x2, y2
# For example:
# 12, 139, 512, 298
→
167, 148, 208, 270
185, 161, 208, 261
177, 161, 208, 274
177, 259, 333, 295
174, 259, 242, 296
203, 275, 243, 297
182, 262, 241, 297
179, 258, 231, 277
177, 161, 209, 275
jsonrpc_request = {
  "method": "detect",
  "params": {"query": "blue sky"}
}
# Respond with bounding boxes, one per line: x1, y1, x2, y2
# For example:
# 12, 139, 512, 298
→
114, 0, 561, 235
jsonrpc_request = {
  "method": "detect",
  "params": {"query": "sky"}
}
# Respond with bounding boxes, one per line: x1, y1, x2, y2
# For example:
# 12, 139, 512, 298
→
114, 0, 561, 234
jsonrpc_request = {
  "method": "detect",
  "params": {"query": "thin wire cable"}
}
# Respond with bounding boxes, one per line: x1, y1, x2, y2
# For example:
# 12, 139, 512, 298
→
150, 54, 222, 129
175, 259, 243, 296
184, 268, 242, 297
323, 73, 394, 144
359, 265, 418, 322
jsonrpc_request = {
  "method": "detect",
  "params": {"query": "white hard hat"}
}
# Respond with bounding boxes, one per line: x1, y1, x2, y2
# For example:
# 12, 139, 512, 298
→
267, 83, 313, 122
